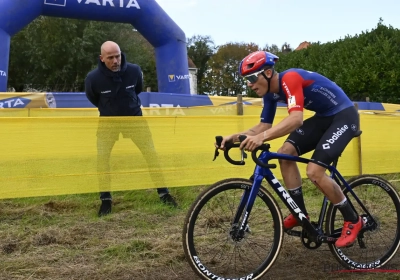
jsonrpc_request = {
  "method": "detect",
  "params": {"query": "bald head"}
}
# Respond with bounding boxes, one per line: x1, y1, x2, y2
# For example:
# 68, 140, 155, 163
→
100, 41, 121, 72
101, 41, 120, 55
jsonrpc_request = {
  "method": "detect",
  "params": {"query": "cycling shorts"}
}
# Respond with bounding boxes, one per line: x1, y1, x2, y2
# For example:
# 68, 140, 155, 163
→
285, 106, 360, 166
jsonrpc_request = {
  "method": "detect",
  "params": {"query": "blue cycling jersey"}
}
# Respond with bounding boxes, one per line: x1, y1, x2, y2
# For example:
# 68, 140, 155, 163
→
261, 68, 354, 124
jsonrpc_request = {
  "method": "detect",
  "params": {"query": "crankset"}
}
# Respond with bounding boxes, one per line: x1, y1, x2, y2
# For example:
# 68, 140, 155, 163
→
301, 222, 322, 249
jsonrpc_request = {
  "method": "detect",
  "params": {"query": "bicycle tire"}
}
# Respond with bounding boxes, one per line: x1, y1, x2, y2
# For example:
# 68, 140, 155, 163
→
326, 174, 400, 270
182, 178, 284, 280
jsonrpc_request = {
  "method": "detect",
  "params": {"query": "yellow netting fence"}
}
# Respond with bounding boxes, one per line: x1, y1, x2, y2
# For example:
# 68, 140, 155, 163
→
0, 105, 398, 199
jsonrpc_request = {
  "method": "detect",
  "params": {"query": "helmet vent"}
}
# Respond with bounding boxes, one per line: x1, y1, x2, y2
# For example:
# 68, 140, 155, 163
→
247, 63, 254, 69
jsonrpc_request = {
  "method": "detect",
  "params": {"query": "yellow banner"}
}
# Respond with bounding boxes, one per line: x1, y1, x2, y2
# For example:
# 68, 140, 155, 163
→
0, 108, 398, 199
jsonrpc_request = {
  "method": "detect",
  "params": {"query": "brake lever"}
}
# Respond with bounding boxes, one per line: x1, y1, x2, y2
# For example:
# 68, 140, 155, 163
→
213, 148, 219, 161
213, 136, 223, 161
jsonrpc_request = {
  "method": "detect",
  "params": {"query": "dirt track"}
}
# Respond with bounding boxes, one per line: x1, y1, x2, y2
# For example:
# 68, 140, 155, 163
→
1, 184, 399, 280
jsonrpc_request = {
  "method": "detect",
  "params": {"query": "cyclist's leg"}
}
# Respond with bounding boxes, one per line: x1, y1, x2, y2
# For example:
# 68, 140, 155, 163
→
279, 115, 326, 189
306, 106, 361, 247
307, 106, 359, 205
279, 115, 327, 226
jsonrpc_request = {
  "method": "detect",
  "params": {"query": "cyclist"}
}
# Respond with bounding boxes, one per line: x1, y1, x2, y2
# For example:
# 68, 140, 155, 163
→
217, 50, 362, 248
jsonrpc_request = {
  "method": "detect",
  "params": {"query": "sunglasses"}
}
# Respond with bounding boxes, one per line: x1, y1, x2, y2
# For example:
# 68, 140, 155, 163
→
243, 69, 265, 83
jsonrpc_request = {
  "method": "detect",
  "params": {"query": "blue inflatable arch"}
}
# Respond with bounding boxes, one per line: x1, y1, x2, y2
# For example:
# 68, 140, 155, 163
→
0, 0, 190, 94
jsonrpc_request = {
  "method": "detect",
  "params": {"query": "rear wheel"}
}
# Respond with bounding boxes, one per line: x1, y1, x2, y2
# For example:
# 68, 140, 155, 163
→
326, 175, 400, 269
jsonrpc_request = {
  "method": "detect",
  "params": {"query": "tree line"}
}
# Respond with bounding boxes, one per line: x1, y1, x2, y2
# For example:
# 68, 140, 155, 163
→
8, 17, 157, 92
8, 17, 400, 103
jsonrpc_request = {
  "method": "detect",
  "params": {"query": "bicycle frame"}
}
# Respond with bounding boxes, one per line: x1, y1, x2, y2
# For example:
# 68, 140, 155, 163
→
233, 149, 376, 243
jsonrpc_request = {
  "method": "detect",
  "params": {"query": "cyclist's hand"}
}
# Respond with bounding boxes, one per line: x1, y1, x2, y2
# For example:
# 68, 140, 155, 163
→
240, 134, 263, 151
215, 135, 234, 150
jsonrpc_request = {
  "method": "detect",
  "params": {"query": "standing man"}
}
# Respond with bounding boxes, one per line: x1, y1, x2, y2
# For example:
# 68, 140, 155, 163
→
85, 41, 177, 216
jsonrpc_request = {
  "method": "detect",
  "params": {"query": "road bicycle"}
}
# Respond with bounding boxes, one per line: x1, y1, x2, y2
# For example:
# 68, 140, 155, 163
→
182, 132, 400, 279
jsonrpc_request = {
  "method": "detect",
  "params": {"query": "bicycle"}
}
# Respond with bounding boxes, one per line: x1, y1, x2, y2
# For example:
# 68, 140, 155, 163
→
182, 133, 400, 280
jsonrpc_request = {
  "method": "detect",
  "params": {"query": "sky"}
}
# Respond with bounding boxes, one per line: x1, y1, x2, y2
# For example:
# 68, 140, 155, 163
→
156, 0, 400, 49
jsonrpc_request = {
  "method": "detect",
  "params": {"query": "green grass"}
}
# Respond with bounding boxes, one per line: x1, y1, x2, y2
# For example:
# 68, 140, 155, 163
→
0, 175, 399, 279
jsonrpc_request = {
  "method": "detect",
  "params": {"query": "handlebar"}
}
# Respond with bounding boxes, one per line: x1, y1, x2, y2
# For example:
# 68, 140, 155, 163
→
213, 135, 277, 169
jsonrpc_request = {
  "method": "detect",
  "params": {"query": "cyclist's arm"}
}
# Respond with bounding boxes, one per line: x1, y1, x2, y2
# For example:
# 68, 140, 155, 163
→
263, 111, 303, 141
263, 71, 305, 141
231, 122, 272, 142
232, 95, 276, 142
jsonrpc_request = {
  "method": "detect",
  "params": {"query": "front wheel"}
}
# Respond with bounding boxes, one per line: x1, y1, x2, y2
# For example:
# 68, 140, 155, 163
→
182, 178, 284, 280
326, 175, 400, 270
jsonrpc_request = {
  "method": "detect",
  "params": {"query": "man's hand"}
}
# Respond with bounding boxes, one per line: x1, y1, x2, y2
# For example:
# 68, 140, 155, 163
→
240, 133, 264, 152
215, 135, 235, 150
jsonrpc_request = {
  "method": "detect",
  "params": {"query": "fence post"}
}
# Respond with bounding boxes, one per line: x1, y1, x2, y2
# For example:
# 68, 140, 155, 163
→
146, 87, 151, 92
354, 102, 362, 175
236, 94, 243, 115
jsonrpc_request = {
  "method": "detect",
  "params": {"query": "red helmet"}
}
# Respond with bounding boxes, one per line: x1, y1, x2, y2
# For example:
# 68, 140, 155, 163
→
238, 51, 279, 76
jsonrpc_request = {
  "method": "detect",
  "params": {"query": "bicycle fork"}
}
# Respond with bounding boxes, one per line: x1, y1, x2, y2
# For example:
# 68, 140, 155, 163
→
229, 174, 264, 241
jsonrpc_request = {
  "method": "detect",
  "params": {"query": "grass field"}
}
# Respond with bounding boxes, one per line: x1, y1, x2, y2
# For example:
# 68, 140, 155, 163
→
0, 174, 399, 280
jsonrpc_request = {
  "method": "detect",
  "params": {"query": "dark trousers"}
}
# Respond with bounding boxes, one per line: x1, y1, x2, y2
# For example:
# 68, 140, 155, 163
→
97, 117, 168, 200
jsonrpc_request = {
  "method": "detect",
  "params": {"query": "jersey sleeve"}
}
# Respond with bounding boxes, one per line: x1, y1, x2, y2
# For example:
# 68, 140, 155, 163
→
260, 95, 277, 124
281, 71, 305, 113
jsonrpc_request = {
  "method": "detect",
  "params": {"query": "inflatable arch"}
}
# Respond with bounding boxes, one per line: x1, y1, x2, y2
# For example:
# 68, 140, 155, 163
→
0, 0, 190, 94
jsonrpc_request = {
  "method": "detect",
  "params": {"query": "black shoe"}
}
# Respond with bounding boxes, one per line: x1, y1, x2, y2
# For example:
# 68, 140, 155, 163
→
160, 193, 178, 208
98, 200, 112, 217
